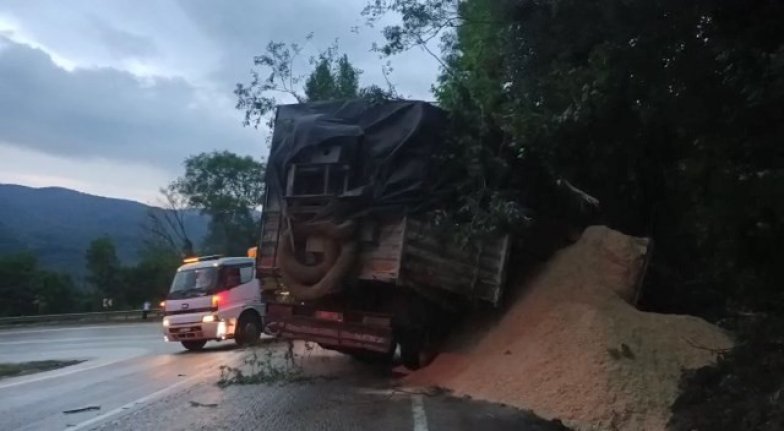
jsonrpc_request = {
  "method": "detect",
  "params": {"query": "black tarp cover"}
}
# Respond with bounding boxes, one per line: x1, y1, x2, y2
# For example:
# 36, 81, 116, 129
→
267, 100, 447, 221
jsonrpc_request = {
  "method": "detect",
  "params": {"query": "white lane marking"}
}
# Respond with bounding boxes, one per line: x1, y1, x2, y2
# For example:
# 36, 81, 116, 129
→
66, 374, 202, 431
0, 358, 125, 390
411, 394, 429, 431
0, 335, 159, 346
0, 323, 159, 336
66, 354, 234, 431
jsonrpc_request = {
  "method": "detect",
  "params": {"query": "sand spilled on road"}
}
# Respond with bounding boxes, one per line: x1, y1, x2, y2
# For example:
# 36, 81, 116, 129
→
406, 226, 733, 431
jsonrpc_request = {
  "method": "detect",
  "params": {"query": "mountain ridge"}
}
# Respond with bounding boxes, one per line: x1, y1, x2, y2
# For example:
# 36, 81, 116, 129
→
0, 183, 208, 281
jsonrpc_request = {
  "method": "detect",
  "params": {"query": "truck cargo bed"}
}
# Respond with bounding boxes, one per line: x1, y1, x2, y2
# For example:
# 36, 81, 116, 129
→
258, 211, 510, 306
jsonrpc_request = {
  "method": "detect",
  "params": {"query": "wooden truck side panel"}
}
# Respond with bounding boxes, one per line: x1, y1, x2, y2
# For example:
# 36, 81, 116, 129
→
397, 218, 510, 306
355, 217, 406, 283
258, 206, 510, 306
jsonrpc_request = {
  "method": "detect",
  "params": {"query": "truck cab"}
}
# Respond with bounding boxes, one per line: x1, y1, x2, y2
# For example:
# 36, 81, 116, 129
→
161, 255, 264, 351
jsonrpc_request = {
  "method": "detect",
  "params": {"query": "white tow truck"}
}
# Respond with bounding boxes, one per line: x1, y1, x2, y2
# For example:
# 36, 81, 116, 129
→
161, 254, 265, 351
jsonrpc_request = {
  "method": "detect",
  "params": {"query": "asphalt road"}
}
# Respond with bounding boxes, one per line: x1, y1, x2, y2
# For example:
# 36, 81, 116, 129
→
0, 323, 569, 431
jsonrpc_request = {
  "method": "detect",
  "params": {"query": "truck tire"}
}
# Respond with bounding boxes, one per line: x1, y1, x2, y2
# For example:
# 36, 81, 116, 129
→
318, 344, 395, 365
399, 330, 436, 370
235, 312, 261, 347
349, 348, 395, 365
181, 340, 206, 351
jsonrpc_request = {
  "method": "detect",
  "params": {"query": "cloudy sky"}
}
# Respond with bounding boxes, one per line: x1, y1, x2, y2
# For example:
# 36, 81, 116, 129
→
0, 0, 439, 204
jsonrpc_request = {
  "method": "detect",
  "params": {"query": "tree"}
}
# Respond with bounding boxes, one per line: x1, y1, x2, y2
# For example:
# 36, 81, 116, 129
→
304, 53, 361, 101
0, 253, 38, 316
33, 271, 76, 314
236, 37, 394, 130
144, 186, 197, 257
368, 0, 784, 317
0, 253, 77, 316
86, 237, 122, 306
304, 57, 337, 101
235, 40, 307, 129
172, 151, 265, 256
335, 55, 360, 98
123, 246, 181, 307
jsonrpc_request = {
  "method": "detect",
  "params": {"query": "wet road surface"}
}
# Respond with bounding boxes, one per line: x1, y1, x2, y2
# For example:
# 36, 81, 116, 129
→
0, 323, 241, 430
0, 323, 569, 431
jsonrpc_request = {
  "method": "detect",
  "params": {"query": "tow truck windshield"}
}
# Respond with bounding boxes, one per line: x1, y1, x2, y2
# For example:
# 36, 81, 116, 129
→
167, 267, 218, 299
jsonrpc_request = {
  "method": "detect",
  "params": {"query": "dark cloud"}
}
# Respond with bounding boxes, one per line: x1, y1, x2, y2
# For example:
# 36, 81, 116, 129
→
0, 0, 439, 204
176, 0, 437, 100
90, 17, 157, 60
0, 36, 261, 169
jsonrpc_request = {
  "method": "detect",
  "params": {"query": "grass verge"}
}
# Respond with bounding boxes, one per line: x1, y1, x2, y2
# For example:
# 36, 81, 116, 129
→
0, 360, 84, 379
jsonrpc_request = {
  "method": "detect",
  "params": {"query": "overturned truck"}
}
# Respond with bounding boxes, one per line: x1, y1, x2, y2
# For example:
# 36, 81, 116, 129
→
257, 100, 595, 369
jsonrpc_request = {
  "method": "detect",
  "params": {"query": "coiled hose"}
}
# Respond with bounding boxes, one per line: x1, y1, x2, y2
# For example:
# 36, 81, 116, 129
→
278, 220, 358, 300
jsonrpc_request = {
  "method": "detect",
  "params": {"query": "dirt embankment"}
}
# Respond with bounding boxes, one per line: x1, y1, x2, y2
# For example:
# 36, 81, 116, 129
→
406, 226, 732, 431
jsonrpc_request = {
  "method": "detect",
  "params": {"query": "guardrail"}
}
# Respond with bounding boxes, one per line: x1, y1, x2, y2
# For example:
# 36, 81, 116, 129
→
0, 309, 164, 326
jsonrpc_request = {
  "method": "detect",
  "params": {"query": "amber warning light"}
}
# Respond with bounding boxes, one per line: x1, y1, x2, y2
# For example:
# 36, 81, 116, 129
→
182, 255, 222, 264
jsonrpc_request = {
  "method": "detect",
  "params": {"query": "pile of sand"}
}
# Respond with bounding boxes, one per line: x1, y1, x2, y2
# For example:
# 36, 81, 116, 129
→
406, 226, 733, 431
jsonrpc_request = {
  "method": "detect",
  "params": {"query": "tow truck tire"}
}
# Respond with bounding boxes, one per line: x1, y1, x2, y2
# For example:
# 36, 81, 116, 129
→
235, 312, 261, 347
181, 340, 206, 351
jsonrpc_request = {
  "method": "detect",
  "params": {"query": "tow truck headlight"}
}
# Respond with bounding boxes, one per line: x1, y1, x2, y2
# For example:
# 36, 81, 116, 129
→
162, 317, 170, 327
202, 315, 217, 323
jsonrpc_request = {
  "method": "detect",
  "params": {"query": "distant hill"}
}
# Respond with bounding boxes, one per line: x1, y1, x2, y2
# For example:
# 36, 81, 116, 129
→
0, 184, 209, 281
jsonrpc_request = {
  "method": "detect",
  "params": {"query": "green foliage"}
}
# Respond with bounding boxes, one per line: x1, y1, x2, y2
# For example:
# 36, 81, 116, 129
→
0, 243, 177, 315
0, 360, 84, 378
363, 0, 461, 56
669, 316, 784, 431
372, 0, 784, 316
122, 245, 181, 307
0, 253, 77, 316
304, 54, 362, 101
174, 151, 265, 215
304, 57, 337, 101
235, 40, 307, 129
85, 237, 122, 303
358, 84, 399, 104
172, 151, 265, 256
335, 55, 360, 98
84, 239, 180, 309
237, 37, 399, 130
218, 345, 306, 387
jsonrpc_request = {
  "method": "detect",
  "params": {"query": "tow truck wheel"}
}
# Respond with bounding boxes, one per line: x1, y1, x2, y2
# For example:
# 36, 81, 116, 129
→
235, 312, 261, 347
181, 340, 206, 351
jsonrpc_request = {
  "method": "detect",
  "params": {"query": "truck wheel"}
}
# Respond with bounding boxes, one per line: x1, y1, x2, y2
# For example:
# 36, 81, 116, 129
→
181, 340, 206, 351
235, 312, 261, 347
318, 344, 395, 365
349, 349, 395, 365
345, 342, 396, 365
399, 330, 436, 370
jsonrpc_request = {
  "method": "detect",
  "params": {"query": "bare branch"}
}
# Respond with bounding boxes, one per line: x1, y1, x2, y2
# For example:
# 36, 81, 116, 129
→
142, 187, 196, 256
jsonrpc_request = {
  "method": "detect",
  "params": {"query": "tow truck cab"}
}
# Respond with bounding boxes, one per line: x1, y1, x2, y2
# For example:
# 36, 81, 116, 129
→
161, 255, 264, 351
